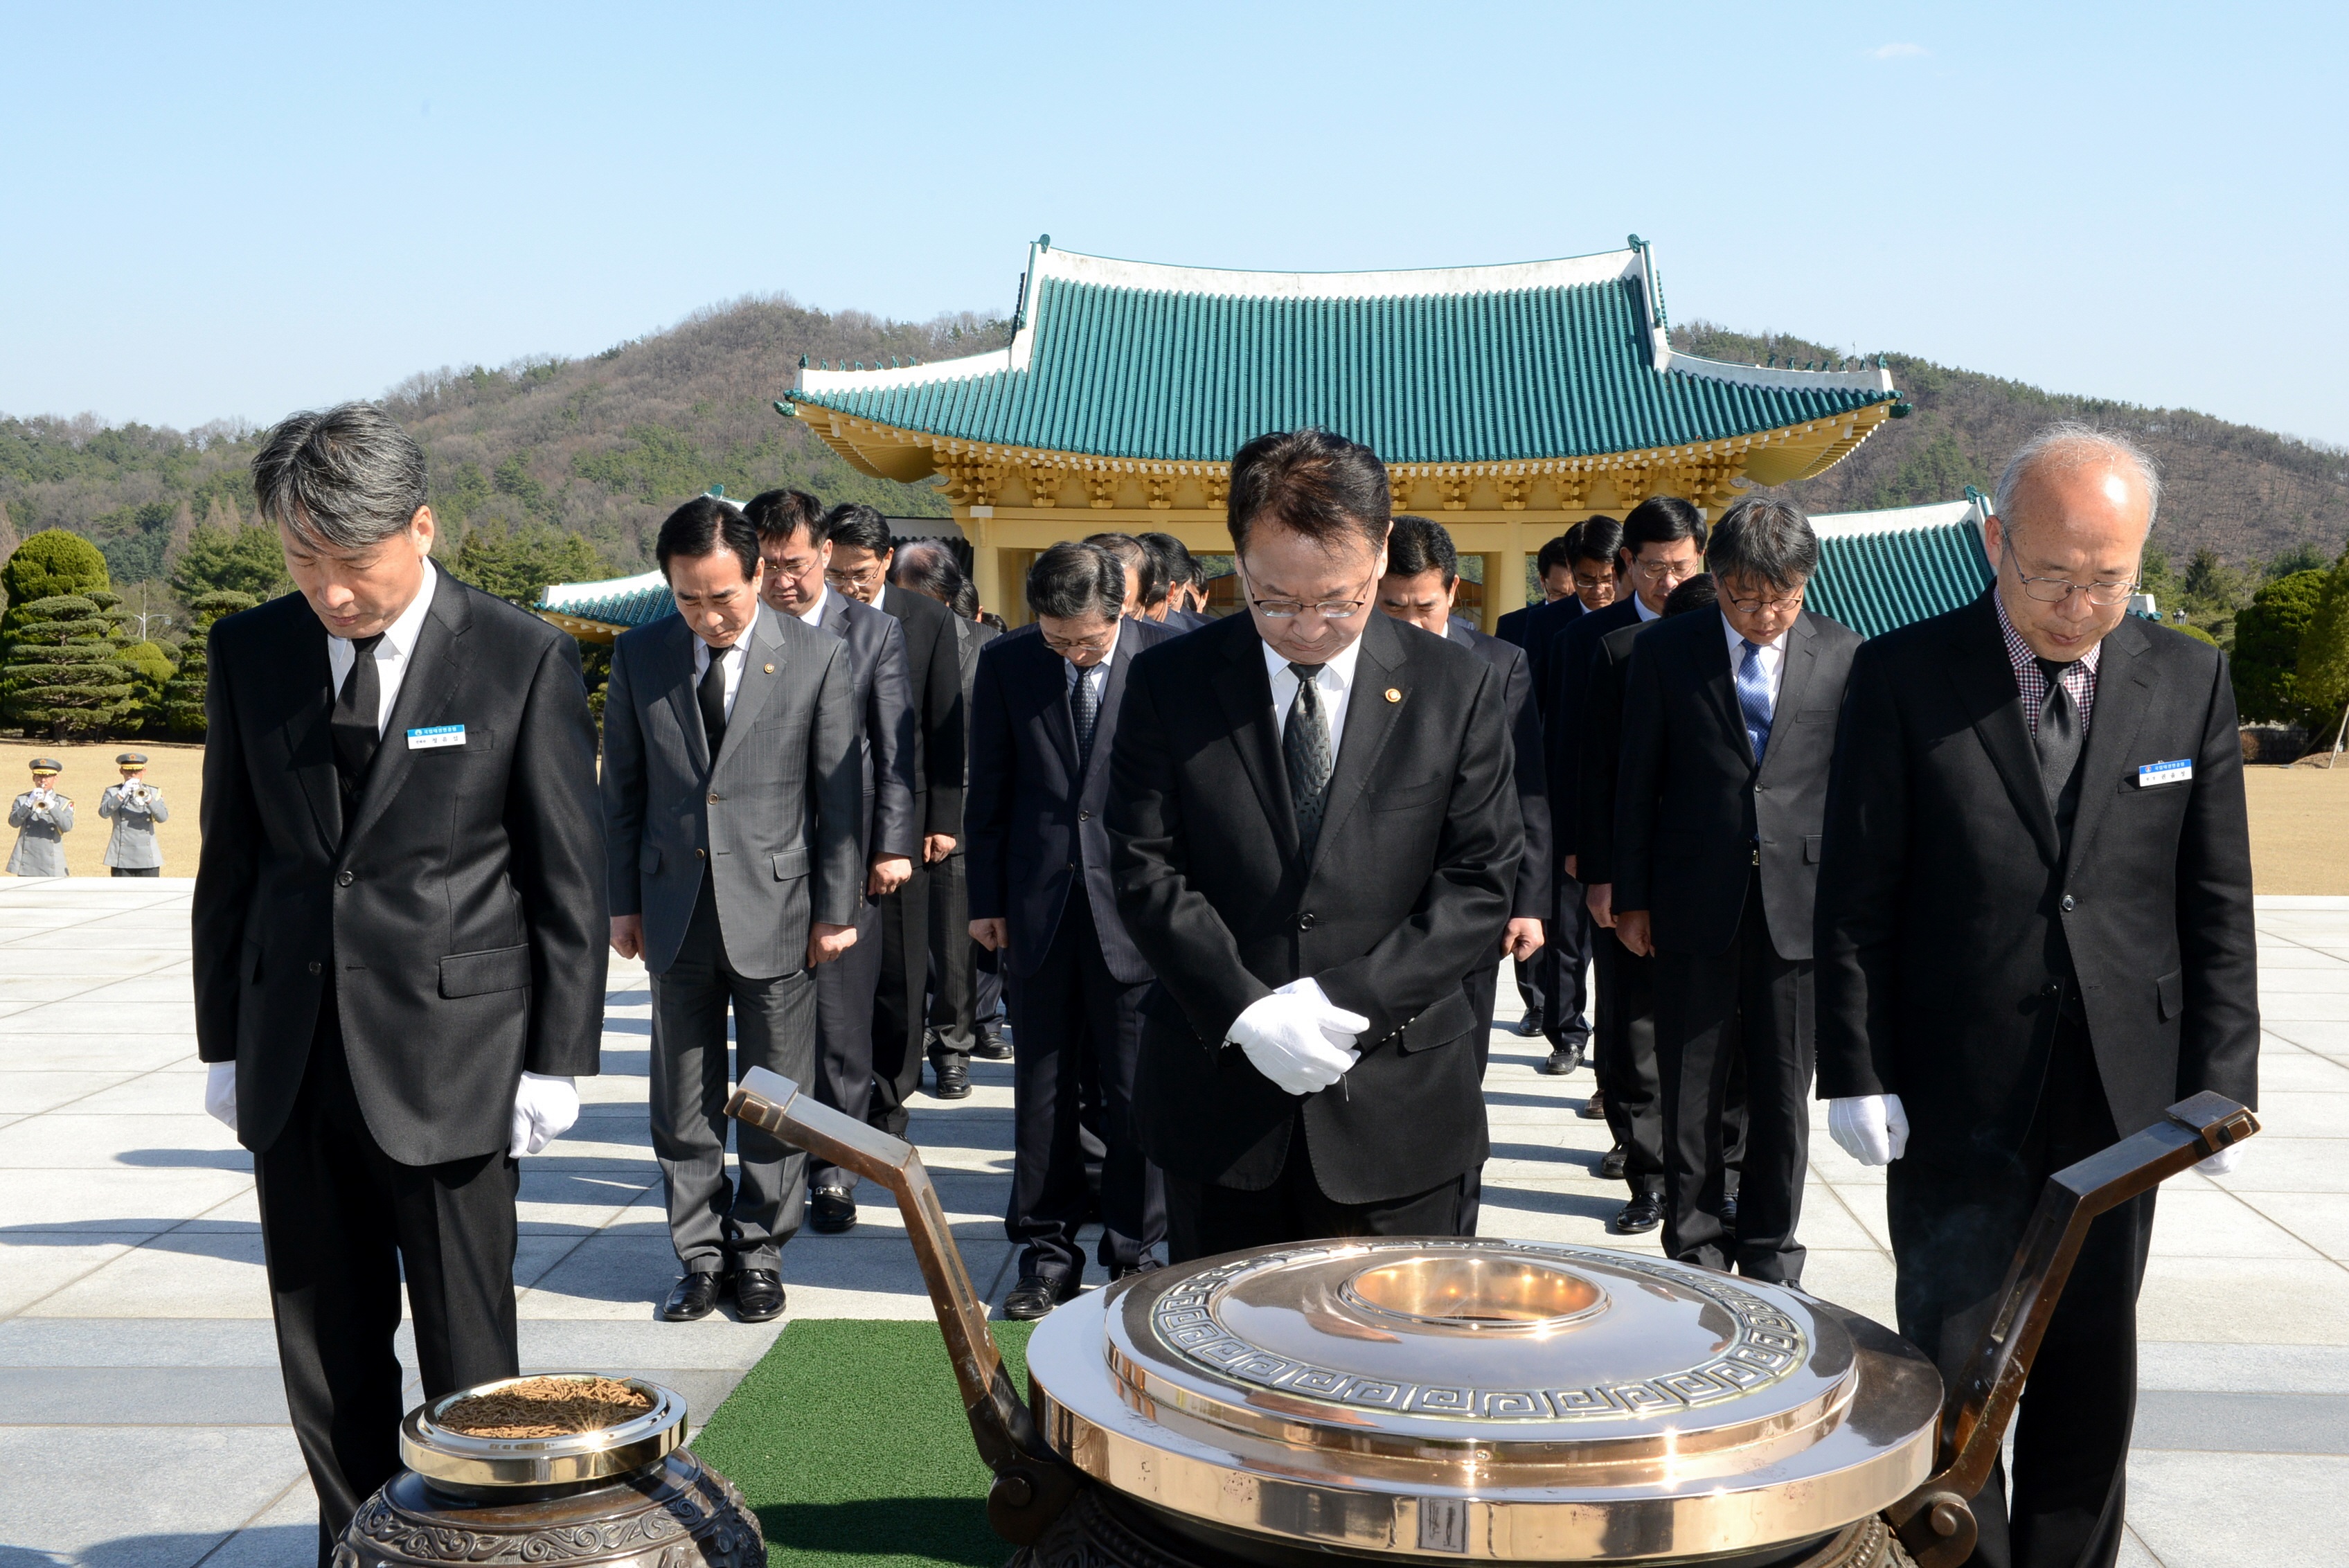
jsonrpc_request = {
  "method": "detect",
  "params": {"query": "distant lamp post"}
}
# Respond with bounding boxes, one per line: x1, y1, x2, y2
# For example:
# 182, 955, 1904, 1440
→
128, 584, 172, 641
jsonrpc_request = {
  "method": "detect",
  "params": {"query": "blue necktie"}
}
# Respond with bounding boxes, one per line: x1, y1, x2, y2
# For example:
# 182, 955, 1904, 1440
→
1736, 639, 1774, 764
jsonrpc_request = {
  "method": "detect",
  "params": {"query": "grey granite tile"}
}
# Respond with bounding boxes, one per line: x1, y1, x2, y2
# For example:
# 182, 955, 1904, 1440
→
2127, 1451, 2349, 1568
0, 1366, 292, 1426
0, 1425, 307, 1567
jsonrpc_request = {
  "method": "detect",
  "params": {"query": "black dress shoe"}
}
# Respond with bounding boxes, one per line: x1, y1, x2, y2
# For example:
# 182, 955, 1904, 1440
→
1537, 1042, 1580, 1076
1720, 1195, 1739, 1234
1614, 1192, 1664, 1235
809, 1186, 857, 1233
971, 1033, 1012, 1061
1109, 1258, 1163, 1282
931, 1058, 970, 1099
1598, 1143, 1629, 1181
661, 1271, 722, 1321
1003, 1274, 1075, 1320
733, 1268, 785, 1322
1578, 1086, 1608, 1120
1513, 1008, 1544, 1037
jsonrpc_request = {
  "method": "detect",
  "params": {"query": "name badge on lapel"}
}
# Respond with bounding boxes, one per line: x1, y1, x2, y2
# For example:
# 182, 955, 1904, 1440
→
407, 724, 467, 751
2137, 758, 2192, 787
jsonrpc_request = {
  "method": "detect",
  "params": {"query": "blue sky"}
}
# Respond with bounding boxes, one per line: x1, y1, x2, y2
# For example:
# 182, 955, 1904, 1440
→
6, 2, 2343, 445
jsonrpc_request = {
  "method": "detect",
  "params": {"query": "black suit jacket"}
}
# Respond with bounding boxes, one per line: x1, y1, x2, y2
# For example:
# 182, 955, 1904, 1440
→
1575, 616, 1659, 887
1494, 602, 1537, 648
1521, 594, 1587, 718
1615, 609, 1861, 957
1814, 591, 2259, 1166
1108, 610, 1521, 1201
193, 576, 607, 1165
820, 590, 918, 863
1448, 616, 1549, 920
967, 616, 1173, 983
1545, 598, 1643, 867
880, 583, 965, 838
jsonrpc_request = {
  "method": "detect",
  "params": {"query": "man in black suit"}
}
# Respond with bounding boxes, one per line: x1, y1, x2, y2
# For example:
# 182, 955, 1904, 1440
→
1138, 531, 1210, 632
1552, 497, 1706, 1232
1109, 429, 1520, 1259
602, 498, 866, 1324
747, 491, 918, 1233
1816, 425, 2258, 1568
820, 506, 966, 1151
888, 541, 1003, 1098
1611, 499, 1861, 1283
194, 404, 605, 1563
1578, 573, 1716, 1229
967, 543, 1175, 1317
1492, 531, 1575, 650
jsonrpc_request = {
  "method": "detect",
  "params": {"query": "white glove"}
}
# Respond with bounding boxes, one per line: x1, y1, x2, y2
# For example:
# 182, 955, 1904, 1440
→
1828, 1094, 1909, 1166
1229, 983, 1368, 1096
2196, 1143, 2242, 1177
203, 1062, 238, 1134
509, 1071, 580, 1158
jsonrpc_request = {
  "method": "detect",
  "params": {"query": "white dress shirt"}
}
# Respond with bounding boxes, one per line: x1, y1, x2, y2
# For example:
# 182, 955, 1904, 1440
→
1263, 632, 1366, 759
1721, 612, 1788, 709
794, 585, 832, 629
1632, 592, 1662, 623
326, 560, 439, 738
692, 628, 751, 721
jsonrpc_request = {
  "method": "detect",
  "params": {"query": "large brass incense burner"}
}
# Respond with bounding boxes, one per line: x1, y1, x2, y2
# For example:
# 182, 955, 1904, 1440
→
726, 1068, 2256, 1568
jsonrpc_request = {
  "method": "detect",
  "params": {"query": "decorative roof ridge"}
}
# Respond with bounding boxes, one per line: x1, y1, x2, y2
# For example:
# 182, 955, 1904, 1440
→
1810, 495, 1993, 553
796, 344, 1012, 397
1662, 348, 1896, 397
537, 567, 664, 612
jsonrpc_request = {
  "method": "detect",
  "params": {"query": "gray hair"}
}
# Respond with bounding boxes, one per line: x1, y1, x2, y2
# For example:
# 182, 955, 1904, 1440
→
1706, 497, 1817, 590
1993, 421, 2161, 529
251, 402, 430, 549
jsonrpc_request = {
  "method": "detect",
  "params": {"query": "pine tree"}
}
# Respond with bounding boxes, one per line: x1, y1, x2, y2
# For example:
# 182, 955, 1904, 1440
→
2296, 550, 2349, 750
163, 589, 258, 738
2231, 569, 2330, 725
164, 501, 196, 572
2, 593, 137, 737
171, 519, 289, 600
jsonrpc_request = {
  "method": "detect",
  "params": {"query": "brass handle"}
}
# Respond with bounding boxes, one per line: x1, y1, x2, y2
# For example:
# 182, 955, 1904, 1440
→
724, 1069, 1082, 1544
1886, 1090, 2258, 1568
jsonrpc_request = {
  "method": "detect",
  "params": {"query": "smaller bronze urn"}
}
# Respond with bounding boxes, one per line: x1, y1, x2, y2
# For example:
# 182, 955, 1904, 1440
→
337, 1375, 764, 1568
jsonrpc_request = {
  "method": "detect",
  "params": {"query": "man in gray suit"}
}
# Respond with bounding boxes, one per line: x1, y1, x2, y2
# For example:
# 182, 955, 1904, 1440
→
746, 488, 919, 1234
602, 497, 864, 1323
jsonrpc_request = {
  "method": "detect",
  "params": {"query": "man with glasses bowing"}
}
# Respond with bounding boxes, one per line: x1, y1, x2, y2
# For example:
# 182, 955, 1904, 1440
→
1609, 498, 1859, 1285
1109, 429, 1519, 1260
1816, 424, 2256, 1568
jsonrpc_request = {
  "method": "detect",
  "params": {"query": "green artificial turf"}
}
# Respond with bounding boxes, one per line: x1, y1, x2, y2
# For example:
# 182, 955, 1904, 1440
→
690, 1319, 1035, 1568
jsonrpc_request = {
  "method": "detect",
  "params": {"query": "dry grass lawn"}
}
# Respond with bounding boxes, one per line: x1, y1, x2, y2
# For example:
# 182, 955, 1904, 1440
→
2244, 762, 2349, 896
0, 741, 204, 879
3, 741, 2342, 895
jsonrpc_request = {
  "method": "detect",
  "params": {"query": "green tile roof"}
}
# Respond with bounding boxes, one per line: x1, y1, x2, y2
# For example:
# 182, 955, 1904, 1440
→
1807, 499, 1994, 639
537, 568, 672, 629
786, 240, 1898, 465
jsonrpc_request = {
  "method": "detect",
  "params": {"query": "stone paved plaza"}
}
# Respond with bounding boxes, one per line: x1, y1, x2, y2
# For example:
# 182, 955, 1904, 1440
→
0, 877, 2342, 1567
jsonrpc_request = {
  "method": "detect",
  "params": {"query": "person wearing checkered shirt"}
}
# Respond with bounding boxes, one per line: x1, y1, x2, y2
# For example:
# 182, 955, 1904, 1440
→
1814, 424, 2258, 1568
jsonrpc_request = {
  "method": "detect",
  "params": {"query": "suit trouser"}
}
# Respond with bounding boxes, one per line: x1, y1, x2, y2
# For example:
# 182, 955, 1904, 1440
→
1592, 929, 1666, 1196
1166, 1123, 1469, 1265
648, 877, 816, 1273
1891, 1011, 2151, 1568
809, 896, 884, 1193
926, 848, 979, 1060
1459, 957, 1506, 1233
868, 859, 933, 1138
1005, 887, 1162, 1281
256, 992, 518, 1567
111, 864, 161, 877
1539, 871, 1594, 1048
1652, 874, 1812, 1283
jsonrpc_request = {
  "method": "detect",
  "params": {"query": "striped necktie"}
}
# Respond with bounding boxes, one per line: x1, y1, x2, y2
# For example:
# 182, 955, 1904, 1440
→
1735, 639, 1774, 764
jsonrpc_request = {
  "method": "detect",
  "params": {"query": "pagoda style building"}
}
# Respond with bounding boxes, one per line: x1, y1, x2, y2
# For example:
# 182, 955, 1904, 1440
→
779, 235, 1906, 626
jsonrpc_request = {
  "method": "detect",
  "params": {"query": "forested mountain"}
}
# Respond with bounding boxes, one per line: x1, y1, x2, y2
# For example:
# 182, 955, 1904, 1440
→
3, 296, 2342, 622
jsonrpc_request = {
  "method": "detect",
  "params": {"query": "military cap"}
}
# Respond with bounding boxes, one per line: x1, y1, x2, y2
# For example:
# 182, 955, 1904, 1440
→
28, 758, 61, 774
116, 752, 149, 767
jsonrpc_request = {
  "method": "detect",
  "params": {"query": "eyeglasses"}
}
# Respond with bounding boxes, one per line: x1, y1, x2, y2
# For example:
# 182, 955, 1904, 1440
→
763, 552, 823, 582
2001, 541, 2138, 608
1724, 589, 1805, 614
1632, 558, 1699, 585
1240, 567, 1375, 620
825, 564, 885, 589
1040, 630, 1116, 657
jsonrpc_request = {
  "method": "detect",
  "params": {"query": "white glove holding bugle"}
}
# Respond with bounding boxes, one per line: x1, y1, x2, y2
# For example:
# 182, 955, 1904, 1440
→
1227, 978, 1370, 1096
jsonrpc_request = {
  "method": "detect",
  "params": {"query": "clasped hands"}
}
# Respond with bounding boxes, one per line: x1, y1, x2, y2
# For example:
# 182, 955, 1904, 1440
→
203, 1064, 578, 1159
1227, 979, 1370, 1096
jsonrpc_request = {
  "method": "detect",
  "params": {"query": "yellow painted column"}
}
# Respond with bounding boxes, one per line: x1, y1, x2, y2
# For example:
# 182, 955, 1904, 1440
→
965, 509, 1006, 625
1486, 544, 1527, 632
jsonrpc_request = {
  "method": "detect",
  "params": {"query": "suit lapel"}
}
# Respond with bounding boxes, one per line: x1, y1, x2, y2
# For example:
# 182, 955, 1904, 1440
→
2062, 615, 2152, 866
1215, 622, 1297, 857
710, 609, 783, 775
1310, 612, 1406, 870
1696, 616, 1749, 762
275, 611, 342, 855
661, 617, 713, 776
343, 579, 474, 855
1035, 638, 1081, 780
1947, 594, 2061, 866
1081, 621, 1143, 795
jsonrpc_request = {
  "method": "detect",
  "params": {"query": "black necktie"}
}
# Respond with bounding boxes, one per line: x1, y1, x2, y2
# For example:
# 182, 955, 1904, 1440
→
1071, 663, 1102, 771
2034, 657, 2084, 808
698, 645, 731, 758
1285, 662, 1334, 857
331, 634, 385, 798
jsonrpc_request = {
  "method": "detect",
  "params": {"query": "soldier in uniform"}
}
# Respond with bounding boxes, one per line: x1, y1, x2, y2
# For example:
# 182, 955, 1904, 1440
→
8, 759, 73, 876
100, 752, 168, 877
